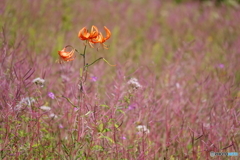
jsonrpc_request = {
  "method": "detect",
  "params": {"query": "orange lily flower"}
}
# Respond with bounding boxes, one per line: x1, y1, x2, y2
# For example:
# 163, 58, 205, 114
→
90, 26, 111, 49
78, 25, 99, 41
78, 26, 111, 49
58, 45, 75, 63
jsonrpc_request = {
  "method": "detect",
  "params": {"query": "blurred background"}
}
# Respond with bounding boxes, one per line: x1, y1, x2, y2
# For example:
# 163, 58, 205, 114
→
1, 0, 240, 91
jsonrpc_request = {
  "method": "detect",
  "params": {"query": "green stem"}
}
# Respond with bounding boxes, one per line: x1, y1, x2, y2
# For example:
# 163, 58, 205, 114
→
84, 57, 103, 69
83, 45, 87, 72
75, 49, 84, 56
62, 95, 78, 108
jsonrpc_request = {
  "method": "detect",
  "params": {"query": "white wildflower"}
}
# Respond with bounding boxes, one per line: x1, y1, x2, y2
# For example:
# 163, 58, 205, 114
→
32, 77, 45, 87
49, 113, 58, 119
40, 106, 51, 111
203, 123, 210, 129
127, 78, 142, 89
175, 83, 180, 89
61, 75, 70, 82
201, 99, 207, 103
13, 97, 35, 111
136, 125, 150, 134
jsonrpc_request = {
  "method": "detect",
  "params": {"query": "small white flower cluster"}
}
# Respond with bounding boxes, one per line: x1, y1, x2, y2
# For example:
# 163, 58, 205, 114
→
136, 125, 150, 134
13, 97, 35, 111
39, 106, 58, 119
49, 113, 58, 119
127, 78, 142, 90
40, 106, 51, 111
32, 77, 45, 87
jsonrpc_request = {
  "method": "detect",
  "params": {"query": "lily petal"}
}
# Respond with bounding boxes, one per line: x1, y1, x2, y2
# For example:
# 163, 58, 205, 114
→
78, 27, 90, 40
103, 26, 111, 41
89, 25, 99, 39
90, 32, 104, 44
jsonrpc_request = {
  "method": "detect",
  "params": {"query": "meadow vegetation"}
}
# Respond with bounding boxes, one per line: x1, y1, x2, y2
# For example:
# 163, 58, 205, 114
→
0, 0, 240, 159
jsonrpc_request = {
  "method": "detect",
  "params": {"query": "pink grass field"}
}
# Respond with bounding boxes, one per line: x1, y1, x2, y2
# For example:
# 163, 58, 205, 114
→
0, 0, 240, 159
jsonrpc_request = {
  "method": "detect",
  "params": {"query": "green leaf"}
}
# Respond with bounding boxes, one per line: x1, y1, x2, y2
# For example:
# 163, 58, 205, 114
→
116, 109, 126, 115
32, 143, 40, 148
99, 136, 114, 144
102, 128, 111, 133
18, 130, 27, 137
80, 68, 83, 77
100, 104, 110, 109
98, 123, 104, 132
92, 145, 104, 151
85, 111, 93, 116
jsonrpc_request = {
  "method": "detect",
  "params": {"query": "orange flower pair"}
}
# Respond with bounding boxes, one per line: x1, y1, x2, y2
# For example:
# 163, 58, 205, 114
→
78, 25, 111, 49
